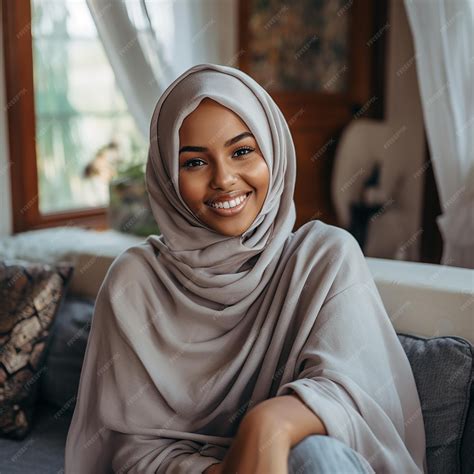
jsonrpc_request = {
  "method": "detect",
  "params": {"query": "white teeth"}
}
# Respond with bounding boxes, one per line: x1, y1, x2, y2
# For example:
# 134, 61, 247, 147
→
209, 193, 248, 209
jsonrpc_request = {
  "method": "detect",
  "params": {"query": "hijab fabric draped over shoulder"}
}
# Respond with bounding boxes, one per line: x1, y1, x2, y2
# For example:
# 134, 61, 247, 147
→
65, 63, 427, 473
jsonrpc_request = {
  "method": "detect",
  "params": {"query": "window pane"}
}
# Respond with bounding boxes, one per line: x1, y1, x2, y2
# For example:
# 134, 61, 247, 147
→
31, 0, 147, 214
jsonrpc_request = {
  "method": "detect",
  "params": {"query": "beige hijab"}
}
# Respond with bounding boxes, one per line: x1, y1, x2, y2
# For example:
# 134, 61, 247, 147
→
65, 63, 427, 473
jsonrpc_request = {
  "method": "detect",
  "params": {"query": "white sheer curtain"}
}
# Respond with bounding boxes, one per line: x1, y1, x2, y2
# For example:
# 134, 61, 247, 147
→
86, 0, 238, 139
404, 0, 474, 269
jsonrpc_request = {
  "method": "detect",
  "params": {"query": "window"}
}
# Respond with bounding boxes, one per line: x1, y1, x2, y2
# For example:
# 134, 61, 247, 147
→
2, 1, 147, 231
32, 0, 146, 213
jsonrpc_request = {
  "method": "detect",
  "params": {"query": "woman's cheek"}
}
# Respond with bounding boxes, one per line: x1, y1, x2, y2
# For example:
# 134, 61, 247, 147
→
179, 175, 202, 210
247, 158, 270, 193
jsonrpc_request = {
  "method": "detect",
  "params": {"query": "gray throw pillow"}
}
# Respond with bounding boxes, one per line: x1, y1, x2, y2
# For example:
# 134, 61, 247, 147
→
39, 296, 95, 409
397, 333, 474, 474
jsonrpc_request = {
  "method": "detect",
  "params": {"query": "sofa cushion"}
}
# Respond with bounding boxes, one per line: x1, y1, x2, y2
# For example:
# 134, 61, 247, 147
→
39, 295, 95, 408
397, 333, 474, 474
0, 259, 74, 440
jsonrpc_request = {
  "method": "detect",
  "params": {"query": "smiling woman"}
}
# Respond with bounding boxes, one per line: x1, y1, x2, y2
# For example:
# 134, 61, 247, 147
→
178, 98, 270, 237
64, 63, 426, 474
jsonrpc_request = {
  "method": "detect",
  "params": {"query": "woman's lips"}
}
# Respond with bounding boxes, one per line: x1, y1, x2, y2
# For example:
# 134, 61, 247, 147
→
205, 192, 252, 217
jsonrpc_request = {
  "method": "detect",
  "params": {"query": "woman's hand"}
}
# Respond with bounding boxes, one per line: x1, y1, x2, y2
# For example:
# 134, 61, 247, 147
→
218, 407, 291, 474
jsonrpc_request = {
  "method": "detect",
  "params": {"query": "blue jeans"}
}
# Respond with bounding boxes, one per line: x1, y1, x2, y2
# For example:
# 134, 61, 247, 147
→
288, 435, 370, 473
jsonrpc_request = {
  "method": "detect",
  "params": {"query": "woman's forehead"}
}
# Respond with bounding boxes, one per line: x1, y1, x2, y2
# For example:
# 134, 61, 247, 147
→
179, 100, 251, 142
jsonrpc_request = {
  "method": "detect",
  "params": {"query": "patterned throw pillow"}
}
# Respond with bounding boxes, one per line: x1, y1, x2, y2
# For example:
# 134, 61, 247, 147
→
0, 259, 74, 440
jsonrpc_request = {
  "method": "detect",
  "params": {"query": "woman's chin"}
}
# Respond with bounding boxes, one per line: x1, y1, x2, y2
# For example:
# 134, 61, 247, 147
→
206, 218, 252, 237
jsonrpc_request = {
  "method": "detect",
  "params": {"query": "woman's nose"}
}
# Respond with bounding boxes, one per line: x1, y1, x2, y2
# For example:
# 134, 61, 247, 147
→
210, 158, 237, 189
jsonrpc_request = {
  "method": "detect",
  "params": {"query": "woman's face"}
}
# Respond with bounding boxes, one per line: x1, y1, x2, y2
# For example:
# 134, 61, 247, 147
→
178, 98, 270, 237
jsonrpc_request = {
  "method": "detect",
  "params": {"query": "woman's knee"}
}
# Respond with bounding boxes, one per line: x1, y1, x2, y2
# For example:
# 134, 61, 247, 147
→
287, 434, 369, 473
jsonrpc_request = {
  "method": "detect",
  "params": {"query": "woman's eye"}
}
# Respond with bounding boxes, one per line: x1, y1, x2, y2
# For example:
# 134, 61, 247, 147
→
182, 159, 205, 169
233, 147, 254, 158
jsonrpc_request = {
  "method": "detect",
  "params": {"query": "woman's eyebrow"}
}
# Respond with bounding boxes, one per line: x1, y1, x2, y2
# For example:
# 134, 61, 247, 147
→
179, 132, 254, 154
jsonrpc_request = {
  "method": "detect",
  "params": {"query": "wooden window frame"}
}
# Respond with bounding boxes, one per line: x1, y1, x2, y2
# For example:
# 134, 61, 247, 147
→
2, 0, 108, 233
